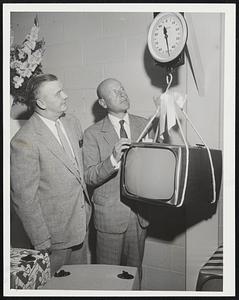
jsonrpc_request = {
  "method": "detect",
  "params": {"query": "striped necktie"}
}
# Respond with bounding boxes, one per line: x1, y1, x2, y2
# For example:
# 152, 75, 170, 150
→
55, 119, 75, 162
119, 119, 128, 138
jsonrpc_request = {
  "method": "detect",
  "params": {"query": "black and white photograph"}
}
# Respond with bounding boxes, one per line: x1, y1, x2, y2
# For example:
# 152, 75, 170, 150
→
3, 3, 236, 297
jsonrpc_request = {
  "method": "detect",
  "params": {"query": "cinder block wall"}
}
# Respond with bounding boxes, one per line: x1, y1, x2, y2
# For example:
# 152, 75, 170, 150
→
10, 11, 223, 291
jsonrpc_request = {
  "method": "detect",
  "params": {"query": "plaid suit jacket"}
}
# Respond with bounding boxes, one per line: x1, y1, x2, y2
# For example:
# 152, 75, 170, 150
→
83, 114, 150, 233
11, 112, 92, 250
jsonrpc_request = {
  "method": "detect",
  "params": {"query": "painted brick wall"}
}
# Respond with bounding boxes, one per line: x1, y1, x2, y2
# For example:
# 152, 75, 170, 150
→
10, 11, 224, 291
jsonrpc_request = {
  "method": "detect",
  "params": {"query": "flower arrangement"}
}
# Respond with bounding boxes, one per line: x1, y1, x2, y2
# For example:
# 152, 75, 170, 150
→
10, 15, 45, 105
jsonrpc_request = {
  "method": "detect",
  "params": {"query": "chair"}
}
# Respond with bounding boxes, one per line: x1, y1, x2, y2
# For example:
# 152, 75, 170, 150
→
196, 244, 223, 291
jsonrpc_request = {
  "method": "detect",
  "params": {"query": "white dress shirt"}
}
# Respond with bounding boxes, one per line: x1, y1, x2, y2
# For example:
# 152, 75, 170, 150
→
108, 113, 131, 139
108, 113, 153, 169
37, 113, 75, 158
108, 113, 131, 169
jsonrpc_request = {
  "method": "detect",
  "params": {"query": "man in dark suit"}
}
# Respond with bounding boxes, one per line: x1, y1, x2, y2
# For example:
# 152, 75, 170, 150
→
11, 74, 92, 276
83, 78, 155, 280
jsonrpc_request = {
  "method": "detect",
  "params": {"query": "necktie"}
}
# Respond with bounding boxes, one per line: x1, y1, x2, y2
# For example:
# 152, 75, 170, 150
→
55, 119, 75, 162
119, 119, 128, 138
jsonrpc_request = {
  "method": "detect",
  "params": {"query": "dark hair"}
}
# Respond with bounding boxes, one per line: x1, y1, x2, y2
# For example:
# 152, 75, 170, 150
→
26, 73, 58, 108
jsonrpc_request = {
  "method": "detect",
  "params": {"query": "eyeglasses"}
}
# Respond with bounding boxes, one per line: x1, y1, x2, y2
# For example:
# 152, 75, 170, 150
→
113, 87, 127, 97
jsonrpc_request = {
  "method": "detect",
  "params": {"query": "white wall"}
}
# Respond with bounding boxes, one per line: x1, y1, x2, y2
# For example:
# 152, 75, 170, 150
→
184, 13, 224, 290
10, 11, 224, 291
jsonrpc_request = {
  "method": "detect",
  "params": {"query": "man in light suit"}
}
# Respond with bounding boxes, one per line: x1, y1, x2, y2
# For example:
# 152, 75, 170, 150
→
83, 78, 155, 280
11, 74, 92, 276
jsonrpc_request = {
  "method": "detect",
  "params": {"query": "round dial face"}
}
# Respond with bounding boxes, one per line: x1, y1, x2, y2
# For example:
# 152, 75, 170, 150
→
148, 12, 188, 63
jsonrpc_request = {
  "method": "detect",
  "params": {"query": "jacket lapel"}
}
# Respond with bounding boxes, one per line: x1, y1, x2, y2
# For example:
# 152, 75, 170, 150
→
101, 116, 119, 146
58, 115, 90, 200
61, 117, 90, 199
32, 113, 81, 181
60, 116, 83, 175
129, 114, 143, 142
101, 114, 144, 144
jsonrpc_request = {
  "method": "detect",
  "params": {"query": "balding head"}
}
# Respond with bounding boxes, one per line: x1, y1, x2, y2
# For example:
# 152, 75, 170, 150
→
96, 78, 130, 116
97, 78, 120, 100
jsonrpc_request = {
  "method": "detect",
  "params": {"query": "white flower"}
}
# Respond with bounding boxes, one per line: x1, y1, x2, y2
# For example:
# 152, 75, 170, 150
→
16, 68, 25, 76
21, 45, 31, 55
10, 16, 45, 95
18, 48, 26, 60
11, 60, 22, 70
30, 25, 39, 41
29, 63, 38, 72
32, 50, 42, 64
28, 52, 41, 65
28, 54, 36, 64
19, 61, 28, 71
13, 76, 24, 88
33, 49, 42, 57
22, 68, 32, 78
10, 61, 16, 69
24, 40, 36, 50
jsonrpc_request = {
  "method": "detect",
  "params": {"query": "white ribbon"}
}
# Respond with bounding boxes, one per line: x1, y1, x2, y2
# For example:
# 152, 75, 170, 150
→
159, 91, 187, 138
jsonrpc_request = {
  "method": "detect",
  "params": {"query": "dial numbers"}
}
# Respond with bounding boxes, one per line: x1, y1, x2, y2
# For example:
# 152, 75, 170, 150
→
152, 17, 182, 58
148, 13, 188, 63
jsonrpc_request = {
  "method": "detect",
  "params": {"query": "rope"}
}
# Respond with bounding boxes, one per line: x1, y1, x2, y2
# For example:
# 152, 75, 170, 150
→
175, 115, 189, 207
136, 106, 160, 143
179, 108, 216, 204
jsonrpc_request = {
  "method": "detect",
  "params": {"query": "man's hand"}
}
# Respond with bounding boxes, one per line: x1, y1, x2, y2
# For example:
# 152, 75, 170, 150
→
35, 246, 52, 255
34, 238, 52, 254
112, 138, 131, 163
44, 247, 52, 255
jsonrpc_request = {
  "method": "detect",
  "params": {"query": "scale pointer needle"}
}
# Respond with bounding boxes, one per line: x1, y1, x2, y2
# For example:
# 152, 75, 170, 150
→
163, 26, 170, 57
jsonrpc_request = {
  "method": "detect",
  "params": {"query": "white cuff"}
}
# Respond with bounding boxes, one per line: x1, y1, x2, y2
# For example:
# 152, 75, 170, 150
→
110, 154, 120, 170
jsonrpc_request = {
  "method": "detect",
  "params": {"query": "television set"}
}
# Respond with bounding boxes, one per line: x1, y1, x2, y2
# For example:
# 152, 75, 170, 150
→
121, 143, 222, 207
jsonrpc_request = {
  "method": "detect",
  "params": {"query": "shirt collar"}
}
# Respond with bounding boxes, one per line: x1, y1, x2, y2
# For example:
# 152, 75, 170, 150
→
37, 113, 57, 126
108, 112, 129, 126
37, 113, 56, 125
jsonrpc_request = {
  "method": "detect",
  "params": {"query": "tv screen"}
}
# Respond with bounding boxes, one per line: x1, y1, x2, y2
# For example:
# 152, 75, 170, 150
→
124, 146, 176, 200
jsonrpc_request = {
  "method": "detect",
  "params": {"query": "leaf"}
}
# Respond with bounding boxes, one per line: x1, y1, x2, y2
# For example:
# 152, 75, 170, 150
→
34, 14, 39, 27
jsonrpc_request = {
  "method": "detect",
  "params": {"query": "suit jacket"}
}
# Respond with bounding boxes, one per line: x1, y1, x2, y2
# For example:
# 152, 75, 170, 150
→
83, 114, 150, 234
10, 112, 92, 250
